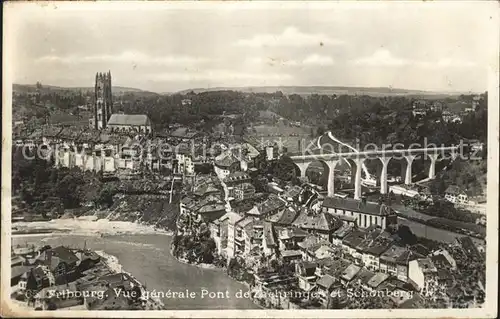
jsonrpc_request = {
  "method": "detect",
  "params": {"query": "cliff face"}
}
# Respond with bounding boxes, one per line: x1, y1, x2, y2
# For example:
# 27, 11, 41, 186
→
92, 194, 181, 231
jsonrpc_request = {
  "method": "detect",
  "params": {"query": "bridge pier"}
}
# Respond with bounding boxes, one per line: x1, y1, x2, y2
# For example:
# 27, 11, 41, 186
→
379, 157, 391, 194
295, 162, 309, 178
289, 145, 458, 197
349, 158, 365, 200
403, 155, 416, 185
326, 160, 339, 197
428, 154, 439, 179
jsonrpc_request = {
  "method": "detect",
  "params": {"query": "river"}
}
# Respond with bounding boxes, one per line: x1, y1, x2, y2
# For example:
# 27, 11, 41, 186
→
397, 217, 485, 246
12, 234, 259, 310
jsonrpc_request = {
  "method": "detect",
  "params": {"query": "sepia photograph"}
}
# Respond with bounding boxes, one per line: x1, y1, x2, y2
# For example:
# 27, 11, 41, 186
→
2, 1, 499, 318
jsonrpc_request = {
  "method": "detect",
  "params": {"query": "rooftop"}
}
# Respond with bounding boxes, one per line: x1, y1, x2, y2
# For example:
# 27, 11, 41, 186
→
218, 211, 243, 225
169, 127, 200, 139
357, 235, 394, 257
297, 235, 324, 250
341, 264, 361, 281
48, 246, 80, 264
322, 197, 395, 216
431, 254, 453, 269
354, 268, 376, 286
198, 203, 226, 214
333, 223, 354, 239
247, 194, 287, 217
367, 272, 390, 288
416, 258, 438, 273
456, 236, 481, 259
342, 229, 368, 248
297, 261, 317, 277
445, 185, 465, 195
275, 226, 308, 240
267, 207, 299, 225
108, 114, 151, 127
282, 186, 303, 200
292, 210, 342, 232
380, 245, 415, 265
263, 222, 276, 247
214, 151, 240, 168
281, 250, 302, 258
317, 274, 336, 290
225, 171, 251, 183
11, 265, 32, 278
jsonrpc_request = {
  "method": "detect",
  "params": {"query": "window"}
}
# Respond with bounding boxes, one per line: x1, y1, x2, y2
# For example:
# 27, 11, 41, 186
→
364, 215, 367, 227
369, 216, 372, 226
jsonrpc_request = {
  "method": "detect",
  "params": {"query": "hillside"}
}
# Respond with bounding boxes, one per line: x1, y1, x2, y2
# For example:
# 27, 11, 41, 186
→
431, 158, 487, 198
13, 83, 157, 95
175, 86, 468, 98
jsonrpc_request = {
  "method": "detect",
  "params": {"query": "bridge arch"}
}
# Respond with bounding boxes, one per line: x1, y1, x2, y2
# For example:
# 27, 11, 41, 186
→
293, 159, 339, 196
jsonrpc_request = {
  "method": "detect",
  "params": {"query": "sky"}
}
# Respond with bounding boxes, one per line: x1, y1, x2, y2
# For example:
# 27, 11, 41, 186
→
6, 2, 498, 93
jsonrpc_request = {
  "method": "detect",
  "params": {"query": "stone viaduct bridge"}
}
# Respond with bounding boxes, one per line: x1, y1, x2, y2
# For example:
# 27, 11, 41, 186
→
289, 146, 460, 199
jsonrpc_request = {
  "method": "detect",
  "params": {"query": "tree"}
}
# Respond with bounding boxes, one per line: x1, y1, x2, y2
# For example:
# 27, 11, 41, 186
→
317, 126, 325, 137
270, 156, 297, 182
252, 176, 269, 193
396, 225, 417, 245
96, 185, 117, 208
56, 171, 84, 208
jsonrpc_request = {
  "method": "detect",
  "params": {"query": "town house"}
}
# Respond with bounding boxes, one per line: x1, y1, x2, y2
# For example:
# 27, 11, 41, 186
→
292, 209, 342, 242
41, 246, 80, 285
444, 185, 469, 204
355, 229, 394, 271
295, 261, 317, 292
242, 220, 277, 257
275, 226, 308, 251
339, 263, 361, 287
341, 228, 367, 261
25, 265, 56, 295
227, 216, 254, 258
408, 258, 439, 296
379, 245, 418, 282
246, 194, 287, 219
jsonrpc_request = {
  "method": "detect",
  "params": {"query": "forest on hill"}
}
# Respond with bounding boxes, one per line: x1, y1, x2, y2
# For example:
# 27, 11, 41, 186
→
14, 84, 487, 148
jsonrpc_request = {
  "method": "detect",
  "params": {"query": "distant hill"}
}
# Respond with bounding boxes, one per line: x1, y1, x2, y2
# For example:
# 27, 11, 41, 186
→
174, 86, 469, 98
13, 83, 157, 95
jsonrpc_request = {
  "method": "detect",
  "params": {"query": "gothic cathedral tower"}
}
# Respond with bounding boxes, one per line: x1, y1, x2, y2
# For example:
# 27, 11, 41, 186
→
94, 71, 113, 130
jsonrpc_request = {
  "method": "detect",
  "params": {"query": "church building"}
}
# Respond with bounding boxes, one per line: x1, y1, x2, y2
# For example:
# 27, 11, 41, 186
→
89, 71, 152, 134
90, 71, 113, 130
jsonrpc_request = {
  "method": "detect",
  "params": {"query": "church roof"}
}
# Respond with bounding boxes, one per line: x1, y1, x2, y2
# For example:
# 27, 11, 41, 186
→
107, 114, 151, 126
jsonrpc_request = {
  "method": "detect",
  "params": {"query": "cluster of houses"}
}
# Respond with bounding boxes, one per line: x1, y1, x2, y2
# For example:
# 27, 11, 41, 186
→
11, 244, 149, 310
411, 96, 482, 123
174, 127, 486, 308
177, 158, 483, 309
13, 122, 214, 177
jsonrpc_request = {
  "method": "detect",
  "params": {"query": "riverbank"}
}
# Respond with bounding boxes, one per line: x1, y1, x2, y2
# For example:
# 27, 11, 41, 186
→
11, 217, 174, 238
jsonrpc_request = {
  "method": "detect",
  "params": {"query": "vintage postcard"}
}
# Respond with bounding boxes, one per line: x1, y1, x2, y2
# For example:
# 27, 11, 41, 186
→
2, 1, 499, 318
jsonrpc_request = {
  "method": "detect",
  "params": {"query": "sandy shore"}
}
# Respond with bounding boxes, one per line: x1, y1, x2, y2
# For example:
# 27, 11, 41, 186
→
12, 217, 173, 238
